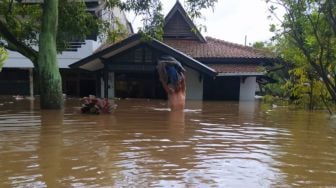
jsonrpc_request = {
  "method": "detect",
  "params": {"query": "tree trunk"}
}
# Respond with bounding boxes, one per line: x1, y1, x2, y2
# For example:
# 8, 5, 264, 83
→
38, 0, 63, 109
321, 74, 336, 102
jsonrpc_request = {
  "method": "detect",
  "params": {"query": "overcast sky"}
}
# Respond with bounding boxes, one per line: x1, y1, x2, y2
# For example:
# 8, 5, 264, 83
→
126, 0, 279, 45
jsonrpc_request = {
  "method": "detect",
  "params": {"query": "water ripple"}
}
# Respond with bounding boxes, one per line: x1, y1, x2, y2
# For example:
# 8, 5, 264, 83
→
0, 99, 335, 187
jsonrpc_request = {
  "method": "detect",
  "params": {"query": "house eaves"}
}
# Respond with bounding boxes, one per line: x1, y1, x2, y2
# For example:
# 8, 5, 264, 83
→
217, 72, 265, 76
69, 34, 217, 77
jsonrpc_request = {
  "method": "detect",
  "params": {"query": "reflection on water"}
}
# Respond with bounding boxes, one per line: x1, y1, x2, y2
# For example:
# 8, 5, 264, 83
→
0, 97, 335, 187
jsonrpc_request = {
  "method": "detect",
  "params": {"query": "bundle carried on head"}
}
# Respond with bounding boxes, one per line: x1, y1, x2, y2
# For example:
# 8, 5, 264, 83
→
157, 56, 185, 90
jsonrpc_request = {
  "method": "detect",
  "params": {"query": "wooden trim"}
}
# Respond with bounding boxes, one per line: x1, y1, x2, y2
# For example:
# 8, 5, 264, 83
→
69, 34, 141, 68
196, 57, 277, 65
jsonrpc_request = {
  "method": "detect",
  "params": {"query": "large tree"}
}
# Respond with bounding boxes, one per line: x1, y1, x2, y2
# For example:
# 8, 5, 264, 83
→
266, 37, 331, 110
38, 0, 62, 109
267, 0, 336, 102
0, 0, 217, 109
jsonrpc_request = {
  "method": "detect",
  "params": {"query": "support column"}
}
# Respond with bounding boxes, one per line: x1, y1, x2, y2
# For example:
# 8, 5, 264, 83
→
239, 76, 257, 101
104, 71, 109, 98
29, 68, 34, 98
108, 72, 115, 99
100, 77, 105, 98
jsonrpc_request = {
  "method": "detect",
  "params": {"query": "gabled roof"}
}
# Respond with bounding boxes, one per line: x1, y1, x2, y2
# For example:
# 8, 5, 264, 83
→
69, 34, 216, 76
163, 1, 206, 42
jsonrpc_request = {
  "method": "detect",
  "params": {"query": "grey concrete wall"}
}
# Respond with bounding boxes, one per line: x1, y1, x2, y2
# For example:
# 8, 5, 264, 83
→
185, 67, 203, 100
239, 76, 256, 101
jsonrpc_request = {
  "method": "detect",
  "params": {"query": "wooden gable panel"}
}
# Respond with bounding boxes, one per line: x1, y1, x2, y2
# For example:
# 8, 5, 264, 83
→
107, 45, 157, 64
163, 12, 199, 40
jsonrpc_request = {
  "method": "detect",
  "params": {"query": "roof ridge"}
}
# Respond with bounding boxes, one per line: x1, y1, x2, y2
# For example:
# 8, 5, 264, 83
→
205, 36, 255, 50
205, 36, 274, 57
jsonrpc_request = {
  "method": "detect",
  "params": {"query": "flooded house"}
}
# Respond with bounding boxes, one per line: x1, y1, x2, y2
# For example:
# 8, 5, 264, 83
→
0, 0, 132, 97
70, 1, 276, 101
1, 1, 276, 101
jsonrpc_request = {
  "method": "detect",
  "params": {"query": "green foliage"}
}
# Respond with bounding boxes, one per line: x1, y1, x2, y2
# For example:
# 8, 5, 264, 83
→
106, 0, 217, 40
138, 0, 164, 41
106, 18, 129, 44
262, 95, 289, 108
251, 41, 288, 99
185, 0, 218, 19
263, 75, 287, 98
0, 0, 100, 53
57, 0, 101, 52
285, 67, 330, 109
266, 0, 336, 111
259, 36, 333, 109
252, 41, 266, 49
106, 0, 164, 40
0, 1, 41, 46
0, 47, 8, 71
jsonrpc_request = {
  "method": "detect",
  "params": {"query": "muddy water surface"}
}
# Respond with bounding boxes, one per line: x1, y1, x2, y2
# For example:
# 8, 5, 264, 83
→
0, 97, 335, 187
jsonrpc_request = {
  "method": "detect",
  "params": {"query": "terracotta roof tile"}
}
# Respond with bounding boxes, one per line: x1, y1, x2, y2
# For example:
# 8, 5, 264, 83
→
163, 37, 273, 59
95, 35, 274, 60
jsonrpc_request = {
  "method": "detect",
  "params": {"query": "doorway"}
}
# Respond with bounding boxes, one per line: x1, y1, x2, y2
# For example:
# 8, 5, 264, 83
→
115, 72, 166, 99
80, 79, 97, 97
203, 76, 240, 100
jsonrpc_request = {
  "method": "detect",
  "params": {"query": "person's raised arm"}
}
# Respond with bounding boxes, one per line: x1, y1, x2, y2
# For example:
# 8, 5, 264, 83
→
180, 74, 186, 92
160, 78, 174, 93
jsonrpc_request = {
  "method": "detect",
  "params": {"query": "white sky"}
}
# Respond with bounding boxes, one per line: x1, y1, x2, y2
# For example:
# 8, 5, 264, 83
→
126, 0, 278, 45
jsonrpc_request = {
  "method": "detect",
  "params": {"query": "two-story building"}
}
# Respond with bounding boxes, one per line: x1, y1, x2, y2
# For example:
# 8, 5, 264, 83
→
0, 0, 132, 97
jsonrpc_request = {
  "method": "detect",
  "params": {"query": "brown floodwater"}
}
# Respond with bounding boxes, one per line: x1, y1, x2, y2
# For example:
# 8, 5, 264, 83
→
0, 96, 335, 187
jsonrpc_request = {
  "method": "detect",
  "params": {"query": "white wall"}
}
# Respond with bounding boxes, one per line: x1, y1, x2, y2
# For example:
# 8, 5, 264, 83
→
4, 40, 101, 69
185, 67, 203, 100
3, 51, 35, 68
57, 40, 102, 68
3, 5, 129, 69
239, 76, 257, 101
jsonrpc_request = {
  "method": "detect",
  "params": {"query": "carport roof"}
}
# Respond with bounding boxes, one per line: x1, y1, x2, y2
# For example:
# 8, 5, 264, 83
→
69, 34, 217, 76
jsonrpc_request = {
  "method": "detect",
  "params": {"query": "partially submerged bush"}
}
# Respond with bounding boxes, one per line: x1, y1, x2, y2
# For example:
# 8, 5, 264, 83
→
81, 95, 116, 114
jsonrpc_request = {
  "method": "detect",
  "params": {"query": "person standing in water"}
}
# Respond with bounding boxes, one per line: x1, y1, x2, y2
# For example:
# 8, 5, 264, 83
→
157, 56, 186, 111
